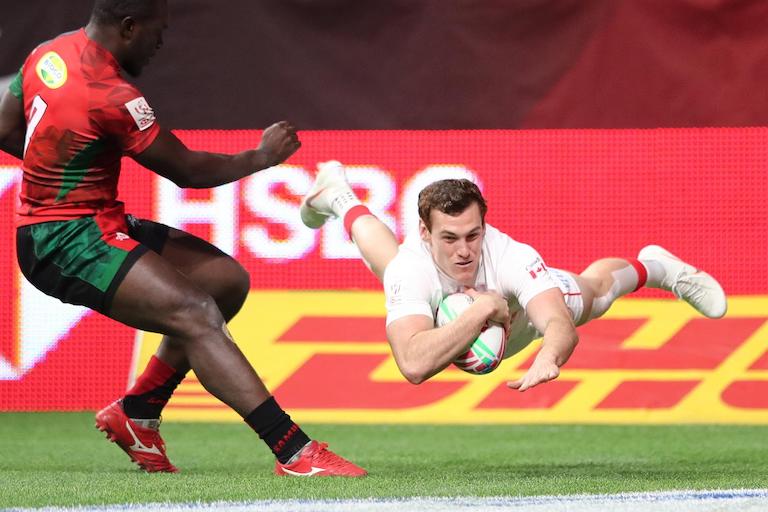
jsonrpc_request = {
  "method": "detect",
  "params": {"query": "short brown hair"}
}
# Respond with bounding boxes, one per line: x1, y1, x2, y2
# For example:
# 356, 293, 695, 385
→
417, 179, 487, 231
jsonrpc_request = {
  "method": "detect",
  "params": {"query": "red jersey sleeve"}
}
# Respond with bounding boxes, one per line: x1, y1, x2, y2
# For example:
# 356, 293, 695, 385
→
93, 82, 160, 156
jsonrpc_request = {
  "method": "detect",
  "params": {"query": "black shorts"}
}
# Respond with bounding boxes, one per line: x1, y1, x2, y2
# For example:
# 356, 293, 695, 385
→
16, 214, 170, 315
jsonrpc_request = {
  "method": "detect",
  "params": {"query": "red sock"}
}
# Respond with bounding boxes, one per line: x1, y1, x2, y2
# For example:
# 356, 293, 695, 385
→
122, 355, 185, 419
343, 204, 372, 239
627, 258, 648, 292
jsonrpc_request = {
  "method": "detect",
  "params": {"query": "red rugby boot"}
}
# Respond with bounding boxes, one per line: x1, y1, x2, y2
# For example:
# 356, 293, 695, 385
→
274, 440, 367, 477
95, 400, 178, 473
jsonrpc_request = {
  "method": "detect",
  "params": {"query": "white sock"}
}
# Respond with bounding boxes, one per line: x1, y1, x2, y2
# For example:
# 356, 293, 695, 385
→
330, 189, 362, 219
611, 265, 640, 295
639, 259, 665, 288
131, 418, 161, 430
286, 440, 313, 464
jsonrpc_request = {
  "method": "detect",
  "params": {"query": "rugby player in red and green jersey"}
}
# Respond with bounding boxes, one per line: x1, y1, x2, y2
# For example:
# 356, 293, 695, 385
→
0, 0, 366, 477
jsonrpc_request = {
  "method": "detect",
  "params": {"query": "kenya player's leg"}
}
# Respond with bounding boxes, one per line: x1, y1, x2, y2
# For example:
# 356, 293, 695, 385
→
119, 220, 250, 422
109, 250, 268, 415
101, 238, 365, 476
156, 226, 250, 321
300, 160, 398, 280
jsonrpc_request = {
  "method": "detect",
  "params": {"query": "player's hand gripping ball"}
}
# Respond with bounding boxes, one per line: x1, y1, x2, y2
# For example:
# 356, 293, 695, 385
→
436, 292, 507, 375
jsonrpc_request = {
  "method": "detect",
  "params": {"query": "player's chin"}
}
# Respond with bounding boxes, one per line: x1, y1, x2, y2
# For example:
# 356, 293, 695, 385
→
452, 262, 476, 281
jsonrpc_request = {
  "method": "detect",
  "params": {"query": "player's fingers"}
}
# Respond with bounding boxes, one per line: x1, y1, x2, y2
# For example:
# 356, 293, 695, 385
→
265, 121, 284, 133
506, 378, 523, 389
463, 287, 479, 298
534, 372, 556, 387
287, 141, 301, 154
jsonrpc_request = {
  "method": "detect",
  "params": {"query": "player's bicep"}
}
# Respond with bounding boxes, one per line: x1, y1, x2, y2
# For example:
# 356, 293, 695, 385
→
525, 287, 573, 335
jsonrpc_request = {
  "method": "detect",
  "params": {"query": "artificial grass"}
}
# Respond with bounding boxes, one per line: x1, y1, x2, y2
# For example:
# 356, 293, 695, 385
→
1, 412, 766, 507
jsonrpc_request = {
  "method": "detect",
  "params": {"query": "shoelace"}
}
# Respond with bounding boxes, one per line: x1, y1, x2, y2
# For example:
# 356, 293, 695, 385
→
671, 271, 706, 304
148, 430, 167, 452
310, 443, 353, 470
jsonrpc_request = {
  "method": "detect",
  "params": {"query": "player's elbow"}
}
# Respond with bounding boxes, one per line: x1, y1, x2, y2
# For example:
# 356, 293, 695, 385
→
398, 360, 431, 385
149, 163, 198, 189
0, 128, 23, 160
160, 154, 216, 189
402, 371, 428, 385
172, 162, 211, 189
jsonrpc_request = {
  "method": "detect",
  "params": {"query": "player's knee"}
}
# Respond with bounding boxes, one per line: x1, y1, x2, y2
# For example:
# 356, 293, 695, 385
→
168, 291, 226, 337
587, 277, 618, 320
215, 260, 250, 320
589, 293, 613, 320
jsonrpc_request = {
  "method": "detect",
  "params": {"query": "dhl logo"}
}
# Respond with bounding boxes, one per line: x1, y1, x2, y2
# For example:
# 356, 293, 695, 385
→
135, 291, 768, 424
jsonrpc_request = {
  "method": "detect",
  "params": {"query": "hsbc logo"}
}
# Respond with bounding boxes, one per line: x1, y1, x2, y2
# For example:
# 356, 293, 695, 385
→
0, 167, 88, 381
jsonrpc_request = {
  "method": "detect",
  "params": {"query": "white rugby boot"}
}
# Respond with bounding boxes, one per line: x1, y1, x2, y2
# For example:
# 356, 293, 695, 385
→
637, 244, 727, 319
300, 160, 356, 229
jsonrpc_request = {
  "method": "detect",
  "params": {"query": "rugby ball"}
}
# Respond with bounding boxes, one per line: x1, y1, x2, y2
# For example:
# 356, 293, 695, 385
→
436, 292, 507, 375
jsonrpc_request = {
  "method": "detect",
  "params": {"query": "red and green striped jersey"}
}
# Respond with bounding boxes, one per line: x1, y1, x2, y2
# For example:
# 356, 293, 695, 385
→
14, 28, 160, 227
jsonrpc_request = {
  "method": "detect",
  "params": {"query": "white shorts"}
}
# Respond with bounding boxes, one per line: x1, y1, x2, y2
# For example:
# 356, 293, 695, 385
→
503, 267, 586, 359
549, 268, 585, 325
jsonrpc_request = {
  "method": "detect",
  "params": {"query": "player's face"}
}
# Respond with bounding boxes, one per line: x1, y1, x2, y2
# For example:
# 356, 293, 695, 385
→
123, 1, 168, 77
420, 202, 485, 286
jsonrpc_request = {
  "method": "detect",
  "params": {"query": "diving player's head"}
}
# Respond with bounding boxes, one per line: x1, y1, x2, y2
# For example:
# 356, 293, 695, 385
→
418, 179, 488, 286
89, 0, 168, 77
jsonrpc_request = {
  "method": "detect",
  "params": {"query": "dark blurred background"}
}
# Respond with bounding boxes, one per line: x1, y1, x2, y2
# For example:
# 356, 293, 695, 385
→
2, 0, 767, 129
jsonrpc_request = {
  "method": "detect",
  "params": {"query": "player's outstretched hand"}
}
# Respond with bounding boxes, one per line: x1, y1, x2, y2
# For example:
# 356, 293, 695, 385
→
259, 121, 301, 167
507, 353, 559, 392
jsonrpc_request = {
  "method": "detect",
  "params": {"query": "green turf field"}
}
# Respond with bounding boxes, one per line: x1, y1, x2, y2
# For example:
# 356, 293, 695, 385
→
0, 412, 766, 508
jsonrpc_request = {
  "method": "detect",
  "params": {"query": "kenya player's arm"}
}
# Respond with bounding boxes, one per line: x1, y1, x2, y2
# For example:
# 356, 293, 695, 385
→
0, 88, 25, 160
135, 121, 300, 189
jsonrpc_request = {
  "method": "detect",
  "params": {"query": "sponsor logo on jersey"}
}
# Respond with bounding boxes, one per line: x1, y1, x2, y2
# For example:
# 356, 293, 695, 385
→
35, 51, 68, 89
125, 96, 156, 131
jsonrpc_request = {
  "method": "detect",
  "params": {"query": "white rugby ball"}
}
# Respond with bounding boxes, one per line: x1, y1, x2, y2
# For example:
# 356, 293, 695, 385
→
436, 292, 507, 375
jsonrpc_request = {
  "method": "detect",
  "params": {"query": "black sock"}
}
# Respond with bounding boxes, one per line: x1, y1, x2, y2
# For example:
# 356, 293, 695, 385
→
122, 371, 185, 419
244, 396, 311, 464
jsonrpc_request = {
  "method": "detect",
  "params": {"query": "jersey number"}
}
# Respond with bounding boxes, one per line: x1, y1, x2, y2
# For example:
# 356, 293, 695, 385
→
24, 95, 48, 157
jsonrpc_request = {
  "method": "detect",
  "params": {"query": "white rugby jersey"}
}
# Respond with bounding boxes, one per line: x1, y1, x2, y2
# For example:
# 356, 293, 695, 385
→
383, 224, 560, 352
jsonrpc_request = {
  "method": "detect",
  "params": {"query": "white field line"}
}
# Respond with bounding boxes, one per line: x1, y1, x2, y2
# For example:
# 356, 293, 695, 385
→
5, 489, 768, 512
